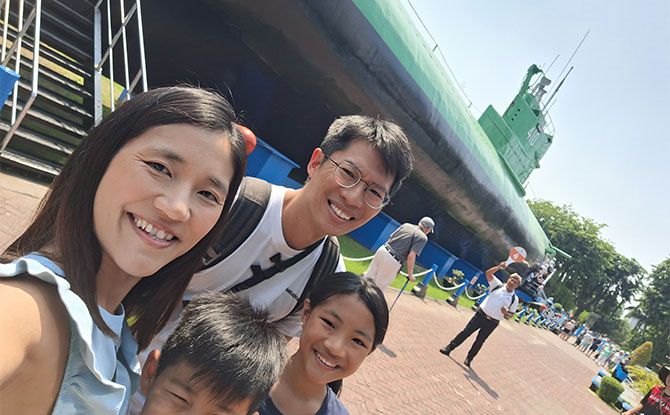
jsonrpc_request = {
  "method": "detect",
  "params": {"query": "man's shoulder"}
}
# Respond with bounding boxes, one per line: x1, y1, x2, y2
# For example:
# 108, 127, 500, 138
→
490, 276, 503, 289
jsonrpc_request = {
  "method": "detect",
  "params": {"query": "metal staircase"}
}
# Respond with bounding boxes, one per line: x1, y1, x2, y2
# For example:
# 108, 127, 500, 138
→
0, 0, 147, 180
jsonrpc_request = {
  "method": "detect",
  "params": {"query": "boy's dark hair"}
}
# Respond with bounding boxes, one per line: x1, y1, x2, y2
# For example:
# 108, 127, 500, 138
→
158, 293, 287, 414
307, 271, 389, 352
320, 115, 413, 197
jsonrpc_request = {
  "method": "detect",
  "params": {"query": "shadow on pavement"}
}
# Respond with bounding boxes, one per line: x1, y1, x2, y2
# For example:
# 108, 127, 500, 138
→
377, 344, 397, 358
463, 368, 499, 400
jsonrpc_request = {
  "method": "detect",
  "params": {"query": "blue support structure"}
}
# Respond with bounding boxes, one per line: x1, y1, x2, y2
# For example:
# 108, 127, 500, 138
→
407, 264, 438, 299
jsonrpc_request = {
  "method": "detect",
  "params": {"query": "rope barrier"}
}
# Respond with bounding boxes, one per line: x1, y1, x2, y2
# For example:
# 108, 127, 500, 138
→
431, 273, 465, 291
464, 286, 486, 300
342, 255, 374, 262
399, 268, 432, 277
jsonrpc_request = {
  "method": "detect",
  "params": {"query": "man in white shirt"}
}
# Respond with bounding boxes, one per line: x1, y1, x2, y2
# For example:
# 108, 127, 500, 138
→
439, 261, 521, 367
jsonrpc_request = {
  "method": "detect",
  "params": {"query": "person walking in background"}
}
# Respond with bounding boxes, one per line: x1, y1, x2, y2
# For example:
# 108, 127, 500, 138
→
439, 261, 521, 367
363, 217, 434, 290
579, 330, 594, 353
559, 319, 576, 340
596, 344, 614, 366
607, 350, 626, 371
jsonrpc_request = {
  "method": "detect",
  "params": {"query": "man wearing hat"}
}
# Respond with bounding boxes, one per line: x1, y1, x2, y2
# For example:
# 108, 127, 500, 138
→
363, 217, 434, 290
440, 261, 521, 367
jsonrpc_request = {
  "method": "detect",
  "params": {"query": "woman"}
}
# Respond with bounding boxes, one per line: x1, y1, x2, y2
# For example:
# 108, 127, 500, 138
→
623, 366, 669, 415
258, 272, 389, 415
0, 86, 246, 414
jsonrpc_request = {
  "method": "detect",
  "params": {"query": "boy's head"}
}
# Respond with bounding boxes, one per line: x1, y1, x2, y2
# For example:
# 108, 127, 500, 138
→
140, 293, 286, 415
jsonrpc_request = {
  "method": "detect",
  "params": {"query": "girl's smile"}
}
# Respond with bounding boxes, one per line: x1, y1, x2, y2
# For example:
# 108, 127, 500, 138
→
298, 294, 375, 384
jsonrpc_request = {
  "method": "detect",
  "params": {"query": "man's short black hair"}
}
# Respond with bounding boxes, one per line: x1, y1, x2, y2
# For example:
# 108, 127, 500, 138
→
320, 115, 414, 197
157, 293, 287, 414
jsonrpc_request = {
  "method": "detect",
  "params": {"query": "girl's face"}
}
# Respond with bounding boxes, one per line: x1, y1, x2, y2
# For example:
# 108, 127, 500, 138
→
298, 294, 376, 385
93, 124, 235, 279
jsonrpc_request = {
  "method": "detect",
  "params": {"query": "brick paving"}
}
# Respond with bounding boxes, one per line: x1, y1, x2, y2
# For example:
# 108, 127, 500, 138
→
0, 171, 616, 415
0, 171, 48, 252
340, 291, 617, 414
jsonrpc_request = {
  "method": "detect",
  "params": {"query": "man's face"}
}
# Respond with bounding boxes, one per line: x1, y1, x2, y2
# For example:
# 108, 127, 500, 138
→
303, 139, 394, 237
506, 275, 521, 291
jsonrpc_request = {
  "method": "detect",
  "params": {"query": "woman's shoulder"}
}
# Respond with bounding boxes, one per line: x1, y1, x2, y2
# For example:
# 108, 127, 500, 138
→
0, 271, 70, 347
0, 272, 71, 413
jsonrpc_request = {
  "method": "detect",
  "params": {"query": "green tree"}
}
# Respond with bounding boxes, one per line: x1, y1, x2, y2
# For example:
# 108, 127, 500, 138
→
626, 257, 670, 366
629, 341, 653, 367
528, 200, 645, 342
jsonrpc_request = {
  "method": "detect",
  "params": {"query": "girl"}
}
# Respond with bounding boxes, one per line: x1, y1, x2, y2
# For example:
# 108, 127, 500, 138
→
0, 86, 246, 414
258, 272, 389, 415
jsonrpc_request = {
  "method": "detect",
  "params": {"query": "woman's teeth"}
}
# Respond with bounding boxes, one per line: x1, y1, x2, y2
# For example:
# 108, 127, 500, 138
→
133, 216, 175, 241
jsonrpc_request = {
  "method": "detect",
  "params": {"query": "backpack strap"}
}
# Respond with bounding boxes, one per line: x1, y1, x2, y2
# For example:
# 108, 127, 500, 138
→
510, 293, 518, 309
289, 236, 340, 315
201, 177, 272, 268
491, 284, 518, 308
229, 239, 322, 293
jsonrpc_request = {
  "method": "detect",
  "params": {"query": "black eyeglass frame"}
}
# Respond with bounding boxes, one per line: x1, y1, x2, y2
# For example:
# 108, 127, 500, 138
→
322, 153, 392, 209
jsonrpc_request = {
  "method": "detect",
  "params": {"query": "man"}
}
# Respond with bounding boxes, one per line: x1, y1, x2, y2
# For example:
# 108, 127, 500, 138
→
439, 261, 521, 367
363, 217, 434, 290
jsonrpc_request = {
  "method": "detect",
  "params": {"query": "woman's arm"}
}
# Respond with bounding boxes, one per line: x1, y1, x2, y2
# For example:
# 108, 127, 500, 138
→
0, 279, 42, 384
621, 403, 643, 415
0, 278, 69, 413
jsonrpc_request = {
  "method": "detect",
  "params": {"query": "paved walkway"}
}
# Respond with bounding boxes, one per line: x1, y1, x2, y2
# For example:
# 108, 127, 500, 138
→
0, 171, 616, 415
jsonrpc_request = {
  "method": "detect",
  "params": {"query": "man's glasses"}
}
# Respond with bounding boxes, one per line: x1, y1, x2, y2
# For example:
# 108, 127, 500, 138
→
322, 154, 390, 209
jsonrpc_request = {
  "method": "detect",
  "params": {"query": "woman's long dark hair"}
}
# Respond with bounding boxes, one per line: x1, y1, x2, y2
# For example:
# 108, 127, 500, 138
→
2, 86, 247, 350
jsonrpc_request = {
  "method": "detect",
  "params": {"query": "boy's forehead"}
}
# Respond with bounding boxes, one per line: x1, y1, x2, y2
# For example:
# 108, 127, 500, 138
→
161, 361, 252, 414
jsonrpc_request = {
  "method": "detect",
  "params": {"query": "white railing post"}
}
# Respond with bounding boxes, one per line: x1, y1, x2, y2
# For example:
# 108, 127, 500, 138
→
10, 0, 24, 124
106, 0, 114, 110
93, 2, 102, 124
135, 0, 147, 92
119, 0, 130, 101
1, 0, 10, 62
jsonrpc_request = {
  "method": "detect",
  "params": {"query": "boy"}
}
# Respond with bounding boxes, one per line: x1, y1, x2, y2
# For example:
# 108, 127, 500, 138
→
137, 293, 286, 415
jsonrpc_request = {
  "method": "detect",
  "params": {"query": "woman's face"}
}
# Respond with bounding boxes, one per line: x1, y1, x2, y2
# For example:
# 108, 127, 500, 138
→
298, 294, 376, 385
93, 124, 235, 278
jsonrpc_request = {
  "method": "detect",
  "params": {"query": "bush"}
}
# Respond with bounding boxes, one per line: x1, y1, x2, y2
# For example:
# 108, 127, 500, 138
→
629, 341, 653, 367
598, 376, 624, 404
627, 365, 660, 395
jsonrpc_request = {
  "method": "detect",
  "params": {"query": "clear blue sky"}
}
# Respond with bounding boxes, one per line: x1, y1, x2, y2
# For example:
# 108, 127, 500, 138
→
405, 0, 670, 272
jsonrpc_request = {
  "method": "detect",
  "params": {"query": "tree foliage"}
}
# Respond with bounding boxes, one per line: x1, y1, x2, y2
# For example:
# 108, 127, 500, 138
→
528, 200, 646, 340
626, 257, 670, 366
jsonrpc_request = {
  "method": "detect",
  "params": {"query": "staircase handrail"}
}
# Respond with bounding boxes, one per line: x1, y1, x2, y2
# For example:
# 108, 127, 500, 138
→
0, 0, 42, 154
93, 0, 148, 124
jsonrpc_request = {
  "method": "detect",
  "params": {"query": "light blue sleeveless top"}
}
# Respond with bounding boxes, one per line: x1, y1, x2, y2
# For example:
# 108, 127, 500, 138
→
0, 254, 141, 415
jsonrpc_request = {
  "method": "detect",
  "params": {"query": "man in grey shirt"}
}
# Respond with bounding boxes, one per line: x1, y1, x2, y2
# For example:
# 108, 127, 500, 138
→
363, 217, 434, 290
